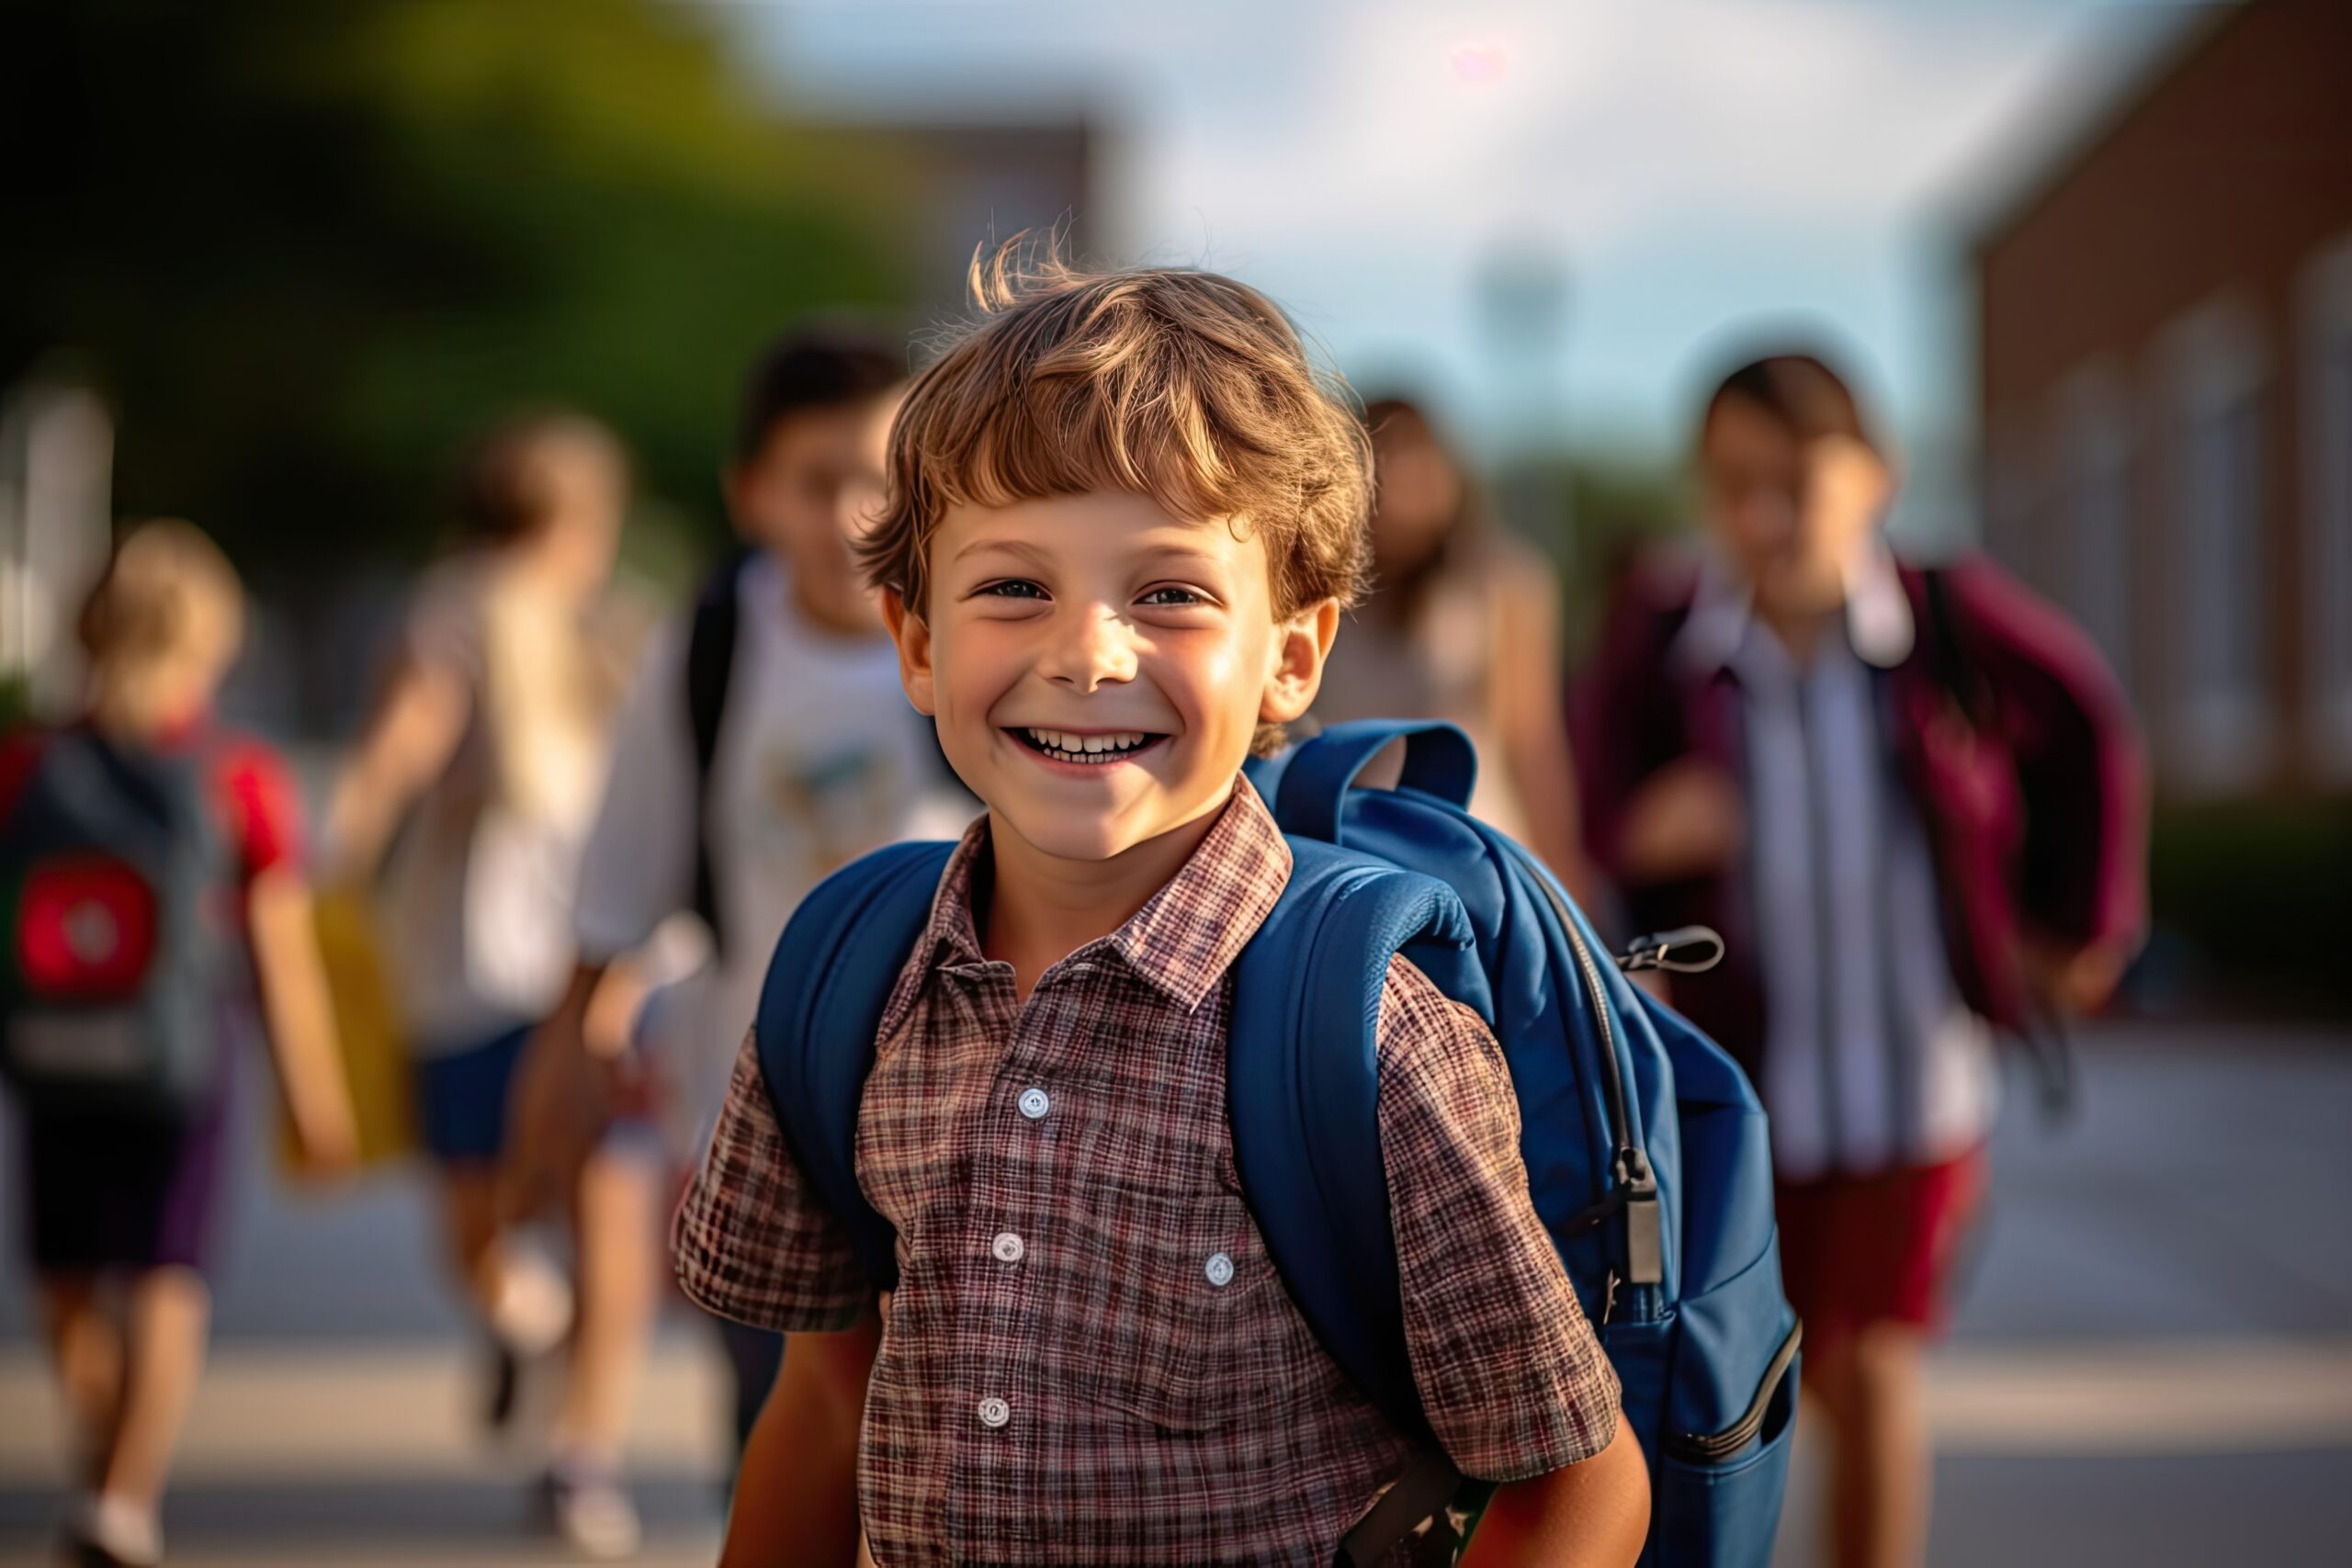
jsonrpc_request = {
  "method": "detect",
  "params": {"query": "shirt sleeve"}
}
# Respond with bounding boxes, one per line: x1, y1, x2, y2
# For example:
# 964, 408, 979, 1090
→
671, 1030, 876, 1333
212, 736, 306, 883
573, 622, 697, 963
1377, 955, 1622, 1483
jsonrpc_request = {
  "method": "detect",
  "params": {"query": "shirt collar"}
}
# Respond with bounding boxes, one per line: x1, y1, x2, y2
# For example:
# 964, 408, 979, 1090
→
1672, 539, 1915, 677
917, 774, 1294, 1013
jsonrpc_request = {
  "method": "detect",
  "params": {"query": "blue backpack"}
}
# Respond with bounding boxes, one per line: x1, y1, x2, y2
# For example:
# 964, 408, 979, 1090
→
757, 720, 1799, 1568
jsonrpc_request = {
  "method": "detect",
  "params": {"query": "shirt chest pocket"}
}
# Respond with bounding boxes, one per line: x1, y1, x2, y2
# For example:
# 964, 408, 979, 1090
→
1074, 1185, 1285, 1434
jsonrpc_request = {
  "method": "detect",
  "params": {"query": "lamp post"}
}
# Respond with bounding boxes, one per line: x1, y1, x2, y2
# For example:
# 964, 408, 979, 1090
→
1474, 233, 1571, 547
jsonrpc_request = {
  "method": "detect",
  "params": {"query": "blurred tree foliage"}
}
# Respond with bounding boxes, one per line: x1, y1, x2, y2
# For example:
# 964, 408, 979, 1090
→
2143, 802, 2352, 1019
1497, 456, 1688, 661
0, 0, 918, 586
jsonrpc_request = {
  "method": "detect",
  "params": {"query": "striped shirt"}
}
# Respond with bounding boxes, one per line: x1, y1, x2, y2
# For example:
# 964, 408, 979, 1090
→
1676, 547, 1997, 1180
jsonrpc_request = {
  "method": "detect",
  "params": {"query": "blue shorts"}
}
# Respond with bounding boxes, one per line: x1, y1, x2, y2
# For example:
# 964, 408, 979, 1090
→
413, 1025, 532, 1167
413, 1024, 666, 1168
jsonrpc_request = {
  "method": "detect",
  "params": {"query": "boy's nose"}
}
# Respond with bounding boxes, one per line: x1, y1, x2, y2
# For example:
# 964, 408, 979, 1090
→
1040, 604, 1138, 692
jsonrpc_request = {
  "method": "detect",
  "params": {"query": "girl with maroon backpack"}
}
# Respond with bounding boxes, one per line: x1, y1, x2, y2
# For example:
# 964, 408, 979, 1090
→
1575, 355, 2146, 1568
1, 521, 356, 1567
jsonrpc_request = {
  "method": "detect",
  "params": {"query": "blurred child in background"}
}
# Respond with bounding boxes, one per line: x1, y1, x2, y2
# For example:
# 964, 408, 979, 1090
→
323, 413, 651, 1557
1314, 397, 1593, 897
1574, 354, 2144, 1568
2, 521, 356, 1568
510, 325, 965, 1473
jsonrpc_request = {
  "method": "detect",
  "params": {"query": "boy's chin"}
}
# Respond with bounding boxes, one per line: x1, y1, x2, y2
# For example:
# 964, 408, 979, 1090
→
991, 804, 1153, 864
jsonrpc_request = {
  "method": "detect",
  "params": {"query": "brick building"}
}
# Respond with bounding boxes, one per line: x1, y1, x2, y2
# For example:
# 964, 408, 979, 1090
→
1974, 0, 2352, 800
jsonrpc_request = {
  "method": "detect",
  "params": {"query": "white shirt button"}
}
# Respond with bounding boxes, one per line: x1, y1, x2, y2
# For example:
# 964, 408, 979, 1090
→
1204, 1252, 1236, 1288
991, 1231, 1025, 1264
977, 1396, 1011, 1429
1017, 1088, 1050, 1120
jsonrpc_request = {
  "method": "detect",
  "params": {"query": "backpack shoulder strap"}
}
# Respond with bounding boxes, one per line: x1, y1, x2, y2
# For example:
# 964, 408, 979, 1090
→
1917, 562, 1992, 726
1227, 836, 1473, 1440
686, 550, 754, 945
1272, 719, 1476, 842
753, 838, 954, 1294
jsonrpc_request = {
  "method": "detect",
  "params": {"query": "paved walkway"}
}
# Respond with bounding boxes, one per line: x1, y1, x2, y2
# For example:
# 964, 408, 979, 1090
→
2, 1021, 2346, 1565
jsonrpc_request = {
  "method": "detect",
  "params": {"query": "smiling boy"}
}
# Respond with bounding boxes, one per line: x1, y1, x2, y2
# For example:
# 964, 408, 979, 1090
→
673, 254, 1647, 1566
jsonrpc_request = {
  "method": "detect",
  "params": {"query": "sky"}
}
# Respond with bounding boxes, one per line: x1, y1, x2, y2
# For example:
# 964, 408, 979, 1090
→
733, 0, 2202, 522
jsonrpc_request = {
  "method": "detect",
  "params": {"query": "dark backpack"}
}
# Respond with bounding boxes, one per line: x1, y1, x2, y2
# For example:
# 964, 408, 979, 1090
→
684, 549, 755, 954
0, 728, 236, 1118
755, 721, 1799, 1568
683, 548, 964, 957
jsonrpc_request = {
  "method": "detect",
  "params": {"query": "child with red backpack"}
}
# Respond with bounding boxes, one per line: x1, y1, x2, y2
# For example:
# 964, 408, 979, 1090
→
1, 520, 356, 1568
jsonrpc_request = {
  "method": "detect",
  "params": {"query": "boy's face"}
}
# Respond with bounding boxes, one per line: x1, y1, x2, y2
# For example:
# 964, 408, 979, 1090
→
726, 392, 902, 626
886, 491, 1338, 864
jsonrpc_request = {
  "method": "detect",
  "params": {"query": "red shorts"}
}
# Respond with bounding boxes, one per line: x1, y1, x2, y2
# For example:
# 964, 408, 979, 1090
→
1773, 1145, 1987, 1358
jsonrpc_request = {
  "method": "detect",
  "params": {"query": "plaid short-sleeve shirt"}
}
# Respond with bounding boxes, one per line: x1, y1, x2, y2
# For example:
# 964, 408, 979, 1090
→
673, 779, 1620, 1566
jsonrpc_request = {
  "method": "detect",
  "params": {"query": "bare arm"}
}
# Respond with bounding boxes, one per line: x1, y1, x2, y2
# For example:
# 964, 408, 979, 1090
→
1460, 1415, 1649, 1568
246, 866, 357, 1171
1489, 561, 1600, 908
322, 656, 469, 883
720, 1315, 881, 1568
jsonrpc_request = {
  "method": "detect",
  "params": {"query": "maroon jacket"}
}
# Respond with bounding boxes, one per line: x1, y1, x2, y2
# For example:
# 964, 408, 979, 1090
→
1572, 548, 2147, 1082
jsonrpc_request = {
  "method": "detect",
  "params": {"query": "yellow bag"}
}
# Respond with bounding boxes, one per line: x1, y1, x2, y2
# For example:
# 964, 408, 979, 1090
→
280, 889, 417, 1170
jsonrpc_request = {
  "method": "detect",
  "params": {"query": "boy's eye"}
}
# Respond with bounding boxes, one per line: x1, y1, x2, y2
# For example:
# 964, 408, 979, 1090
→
977, 579, 1048, 601
1137, 585, 1208, 608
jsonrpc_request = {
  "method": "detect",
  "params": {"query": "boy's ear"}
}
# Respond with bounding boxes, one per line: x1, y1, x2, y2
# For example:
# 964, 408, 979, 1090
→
1260, 596, 1341, 728
881, 589, 937, 716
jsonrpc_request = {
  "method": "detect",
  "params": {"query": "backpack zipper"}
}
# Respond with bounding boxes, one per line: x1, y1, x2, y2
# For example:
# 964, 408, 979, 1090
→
1663, 1319, 1803, 1463
1507, 842, 1663, 1285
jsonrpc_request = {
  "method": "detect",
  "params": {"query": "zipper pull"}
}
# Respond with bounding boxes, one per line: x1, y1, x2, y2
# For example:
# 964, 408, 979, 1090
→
1600, 1269, 1621, 1325
1619, 1149, 1663, 1287
1616, 926, 1725, 975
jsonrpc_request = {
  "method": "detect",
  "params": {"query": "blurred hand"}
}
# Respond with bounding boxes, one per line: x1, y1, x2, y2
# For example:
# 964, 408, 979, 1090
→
291, 1099, 362, 1184
2024, 933, 2135, 1018
1617, 760, 1745, 885
1804, 434, 1894, 551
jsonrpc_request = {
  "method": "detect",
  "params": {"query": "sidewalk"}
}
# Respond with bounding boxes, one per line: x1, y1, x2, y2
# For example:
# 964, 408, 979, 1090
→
2, 1021, 2346, 1565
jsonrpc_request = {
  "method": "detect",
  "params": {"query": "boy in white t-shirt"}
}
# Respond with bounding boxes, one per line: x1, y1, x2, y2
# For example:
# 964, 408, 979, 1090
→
513, 326, 964, 1464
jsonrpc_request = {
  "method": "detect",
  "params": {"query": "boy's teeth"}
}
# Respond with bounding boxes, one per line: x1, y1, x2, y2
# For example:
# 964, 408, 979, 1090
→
1023, 727, 1154, 758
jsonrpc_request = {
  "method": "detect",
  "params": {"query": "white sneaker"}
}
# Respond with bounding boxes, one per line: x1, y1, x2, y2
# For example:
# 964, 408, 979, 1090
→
62, 1493, 162, 1568
542, 1463, 640, 1560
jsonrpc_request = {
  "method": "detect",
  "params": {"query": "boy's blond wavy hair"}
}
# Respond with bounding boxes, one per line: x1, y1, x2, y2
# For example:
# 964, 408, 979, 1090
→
77, 520, 245, 732
860, 239, 1374, 625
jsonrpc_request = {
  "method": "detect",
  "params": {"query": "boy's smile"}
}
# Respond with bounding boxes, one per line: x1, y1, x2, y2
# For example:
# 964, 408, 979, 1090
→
885, 491, 1335, 868
1004, 726, 1170, 771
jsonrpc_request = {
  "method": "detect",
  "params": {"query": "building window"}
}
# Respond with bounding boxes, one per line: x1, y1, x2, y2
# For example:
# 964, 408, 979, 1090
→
2301, 232, 2352, 780
2049, 361, 2134, 700
2154, 295, 2273, 795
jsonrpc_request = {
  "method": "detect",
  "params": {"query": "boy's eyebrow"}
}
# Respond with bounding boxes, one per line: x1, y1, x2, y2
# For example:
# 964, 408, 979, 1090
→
952, 536, 1053, 568
1132, 542, 1227, 571
947, 537, 1230, 574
